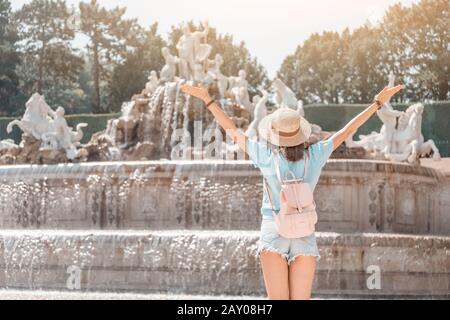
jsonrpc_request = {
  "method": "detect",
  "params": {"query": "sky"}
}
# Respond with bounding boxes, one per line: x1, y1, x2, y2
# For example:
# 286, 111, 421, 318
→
11, 0, 419, 78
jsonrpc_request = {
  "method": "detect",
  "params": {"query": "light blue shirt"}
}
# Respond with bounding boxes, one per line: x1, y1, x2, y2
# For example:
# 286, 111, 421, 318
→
247, 138, 335, 220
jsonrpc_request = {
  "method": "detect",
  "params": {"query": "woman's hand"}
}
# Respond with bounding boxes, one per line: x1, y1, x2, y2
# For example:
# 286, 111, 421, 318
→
375, 85, 404, 105
181, 84, 212, 103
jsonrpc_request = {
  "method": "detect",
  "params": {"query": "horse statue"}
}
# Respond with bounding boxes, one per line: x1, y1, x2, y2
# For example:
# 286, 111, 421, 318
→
346, 103, 441, 164
6, 93, 88, 160
385, 103, 441, 163
7, 93, 55, 139
272, 78, 305, 116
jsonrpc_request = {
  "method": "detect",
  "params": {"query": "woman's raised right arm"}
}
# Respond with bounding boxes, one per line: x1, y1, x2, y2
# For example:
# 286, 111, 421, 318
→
330, 85, 403, 151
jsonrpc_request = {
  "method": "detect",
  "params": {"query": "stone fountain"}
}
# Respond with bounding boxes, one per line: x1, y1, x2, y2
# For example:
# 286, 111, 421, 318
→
346, 73, 442, 164
0, 24, 448, 299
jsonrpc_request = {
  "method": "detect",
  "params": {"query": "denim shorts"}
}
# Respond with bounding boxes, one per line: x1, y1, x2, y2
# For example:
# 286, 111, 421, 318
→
257, 219, 321, 264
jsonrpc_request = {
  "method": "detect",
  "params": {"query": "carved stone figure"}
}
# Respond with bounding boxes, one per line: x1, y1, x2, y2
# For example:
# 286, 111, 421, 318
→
347, 103, 441, 163
297, 99, 305, 117
160, 47, 178, 83
273, 78, 303, 113
228, 70, 252, 112
193, 63, 206, 82
6, 94, 87, 161
245, 90, 268, 138
176, 26, 195, 80
143, 71, 159, 96
176, 22, 211, 81
0, 139, 18, 149
386, 103, 441, 163
207, 54, 228, 98
7, 93, 56, 140
41, 107, 88, 159
378, 72, 405, 154
192, 21, 212, 65
345, 72, 441, 163
376, 100, 406, 155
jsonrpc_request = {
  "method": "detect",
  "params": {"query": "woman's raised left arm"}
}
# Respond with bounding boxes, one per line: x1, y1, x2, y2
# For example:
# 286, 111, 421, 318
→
181, 84, 248, 152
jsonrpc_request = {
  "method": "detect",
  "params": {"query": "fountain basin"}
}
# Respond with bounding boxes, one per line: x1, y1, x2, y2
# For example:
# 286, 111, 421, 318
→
0, 160, 448, 235
0, 230, 448, 298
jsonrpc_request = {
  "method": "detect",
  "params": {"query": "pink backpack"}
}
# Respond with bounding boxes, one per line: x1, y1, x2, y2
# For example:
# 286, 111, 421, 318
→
264, 150, 318, 239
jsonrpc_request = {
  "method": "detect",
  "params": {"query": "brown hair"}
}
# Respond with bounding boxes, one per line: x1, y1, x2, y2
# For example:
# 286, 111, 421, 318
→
269, 142, 309, 162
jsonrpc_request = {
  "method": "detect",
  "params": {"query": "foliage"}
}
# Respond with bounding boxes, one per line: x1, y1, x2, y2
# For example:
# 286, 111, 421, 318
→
79, 0, 139, 112
109, 23, 166, 110
0, 0, 24, 116
278, 0, 449, 103
14, 0, 83, 96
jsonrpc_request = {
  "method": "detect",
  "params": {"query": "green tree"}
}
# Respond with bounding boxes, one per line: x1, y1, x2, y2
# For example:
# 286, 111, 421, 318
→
277, 54, 301, 99
279, 0, 449, 103
343, 25, 386, 103
0, 0, 23, 116
79, 0, 139, 113
278, 31, 348, 104
109, 22, 166, 110
15, 0, 82, 95
168, 21, 268, 96
381, 0, 449, 100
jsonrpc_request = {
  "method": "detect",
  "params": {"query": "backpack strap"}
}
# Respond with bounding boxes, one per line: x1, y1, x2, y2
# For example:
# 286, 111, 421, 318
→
273, 149, 310, 182
263, 149, 310, 215
272, 150, 283, 182
263, 178, 279, 216
302, 150, 310, 179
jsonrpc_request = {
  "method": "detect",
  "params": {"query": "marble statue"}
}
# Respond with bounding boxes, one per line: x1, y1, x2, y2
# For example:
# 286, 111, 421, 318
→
273, 78, 304, 116
193, 62, 206, 82
176, 26, 195, 80
297, 99, 305, 117
176, 22, 211, 81
207, 54, 228, 98
346, 101, 441, 163
7, 93, 56, 140
193, 21, 212, 64
143, 71, 159, 96
345, 73, 402, 153
228, 70, 253, 112
41, 107, 87, 159
385, 103, 441, 163
245, 90, 268, 138
0, 139, 18, 149
346, 72, 441, 163
6, 94, 87, 160
160, 47, 178, 83
378, 72, 405, 154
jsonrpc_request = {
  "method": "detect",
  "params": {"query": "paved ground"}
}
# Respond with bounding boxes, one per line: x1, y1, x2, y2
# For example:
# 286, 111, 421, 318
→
0, 290, 266, 300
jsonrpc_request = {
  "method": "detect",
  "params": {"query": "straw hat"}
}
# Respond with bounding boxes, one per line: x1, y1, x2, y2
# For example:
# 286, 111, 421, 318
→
258, 107, 312, 147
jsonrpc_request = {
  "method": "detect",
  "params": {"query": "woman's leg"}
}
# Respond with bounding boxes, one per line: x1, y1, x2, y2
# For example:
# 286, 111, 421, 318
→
288, 256, 317, 300
260, 251, 290, 300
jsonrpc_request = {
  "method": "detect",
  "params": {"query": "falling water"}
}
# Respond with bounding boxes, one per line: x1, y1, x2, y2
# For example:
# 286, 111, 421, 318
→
0, 160, 448, 298
0, 81, 449, 299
